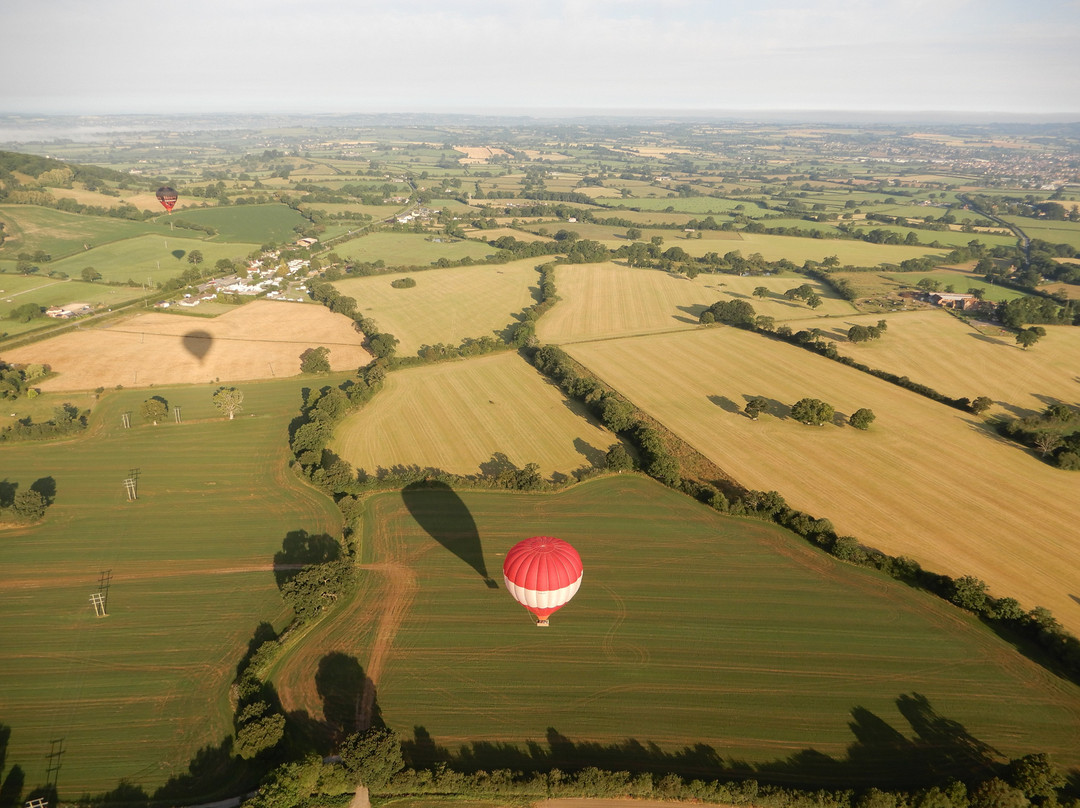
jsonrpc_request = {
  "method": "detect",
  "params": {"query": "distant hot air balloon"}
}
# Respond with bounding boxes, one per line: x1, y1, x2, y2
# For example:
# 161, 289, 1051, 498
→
156, 186, 178, 213
503, 536, 583, 626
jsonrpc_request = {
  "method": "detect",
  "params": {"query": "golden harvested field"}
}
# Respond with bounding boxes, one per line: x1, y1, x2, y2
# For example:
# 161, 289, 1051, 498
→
784, 309, 1080, 415
535, 263, 855, 344
332, 260, 540, 355
668, 232, 949, 267
565, 326, 1080, 635
330, 352, 616, 478
3, 300, 371, 391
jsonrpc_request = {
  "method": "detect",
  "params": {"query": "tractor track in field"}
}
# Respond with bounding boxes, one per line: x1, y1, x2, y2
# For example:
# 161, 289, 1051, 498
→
355, 560, 417, 731
2, 562, 304, 590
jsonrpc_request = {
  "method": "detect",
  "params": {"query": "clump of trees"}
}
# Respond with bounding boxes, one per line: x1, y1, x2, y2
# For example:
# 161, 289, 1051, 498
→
999, 403, 1080, 469
0, 479, 52, 523
848, 320, 888, 343
1015, 326, 1046, 350
784, 283, 823, 308
699, 298, 757, 327
0, 362, 49, 398
390, 277, 416, 288
300, 346, 331, 373
0, 403, 88, 443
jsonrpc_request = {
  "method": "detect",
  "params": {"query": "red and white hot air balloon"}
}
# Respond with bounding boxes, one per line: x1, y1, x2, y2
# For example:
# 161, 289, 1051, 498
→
503, 536, 583, 626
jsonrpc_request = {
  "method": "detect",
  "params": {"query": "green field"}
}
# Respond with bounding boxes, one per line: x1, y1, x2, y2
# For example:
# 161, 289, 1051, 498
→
48, 234, 257, 284
171, 203, 309, 244
331, 259, 540, 355
336, 232, 498, 267
0, 379, 342, 796
0, 205, 172, 261
0, 276, 145, 325
1003, 216, 1080, 251
271, 476, 1080, 785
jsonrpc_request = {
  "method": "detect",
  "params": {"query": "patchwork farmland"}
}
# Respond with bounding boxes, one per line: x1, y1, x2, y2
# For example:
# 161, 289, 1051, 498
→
2, 118, 1079, 805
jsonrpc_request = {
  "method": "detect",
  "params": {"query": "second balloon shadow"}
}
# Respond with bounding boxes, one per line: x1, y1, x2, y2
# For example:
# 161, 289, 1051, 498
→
401, 481, 498, 588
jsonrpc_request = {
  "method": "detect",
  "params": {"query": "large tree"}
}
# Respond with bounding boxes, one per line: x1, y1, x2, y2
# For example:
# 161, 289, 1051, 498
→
300, 346, 331, 373
141, 396, 168, 425
212, 386, 244, 420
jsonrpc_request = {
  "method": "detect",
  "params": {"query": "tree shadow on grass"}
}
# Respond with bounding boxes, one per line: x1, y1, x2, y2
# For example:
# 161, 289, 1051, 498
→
573, 438, 606, 468
273, 529, 341, 588
403, 481, 495, 587
707, 394, 743, 415
403, 693, 1003, 791
29, 477, 56, 505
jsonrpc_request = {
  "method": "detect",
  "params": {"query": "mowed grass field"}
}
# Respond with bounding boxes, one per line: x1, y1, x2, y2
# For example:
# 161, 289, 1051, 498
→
48, 234, 257, 285
332, 259, 541, 355
0, 205, 171, 261
0, 380, 342, 796
0, 277, 145, 332
335, 232, 498, 267
563, 327, 1080, 636
783, 309, 1080, 415
330, 353, 617, 479
535, 263, 855, 344
270, 476, 1080, 783
719, 233, 951, 267
3, 300, 372, 391
169, 203, 309, 244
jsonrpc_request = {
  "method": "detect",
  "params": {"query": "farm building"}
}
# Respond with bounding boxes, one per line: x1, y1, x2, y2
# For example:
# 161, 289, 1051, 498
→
45, 303, 92, 318
929, 292, 980, 310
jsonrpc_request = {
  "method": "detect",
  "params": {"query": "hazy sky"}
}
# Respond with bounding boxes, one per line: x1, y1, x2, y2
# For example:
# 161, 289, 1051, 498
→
3, 0, 1078, 116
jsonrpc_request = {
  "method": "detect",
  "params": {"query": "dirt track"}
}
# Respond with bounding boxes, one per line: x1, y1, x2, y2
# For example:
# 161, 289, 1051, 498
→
3, 300, 372, 390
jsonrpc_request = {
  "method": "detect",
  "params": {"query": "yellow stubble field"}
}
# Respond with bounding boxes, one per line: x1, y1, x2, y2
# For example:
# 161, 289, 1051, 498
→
536, 262, 856, 344
329, 352, 617, 479
783, 309, 1080, 415
564, 326, 1080, 635
2, 300, 371, 390
332, 260, 541, 356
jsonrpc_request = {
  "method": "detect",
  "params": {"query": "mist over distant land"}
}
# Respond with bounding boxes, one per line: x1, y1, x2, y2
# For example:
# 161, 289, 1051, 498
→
1, 109, 1078, 146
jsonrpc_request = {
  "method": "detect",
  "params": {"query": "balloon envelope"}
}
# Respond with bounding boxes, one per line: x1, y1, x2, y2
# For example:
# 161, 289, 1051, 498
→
156, 186, 178, 212
503, 536, 583, 623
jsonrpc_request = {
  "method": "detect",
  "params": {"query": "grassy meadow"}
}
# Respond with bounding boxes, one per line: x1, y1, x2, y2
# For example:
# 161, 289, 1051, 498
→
270, 476, 1080, 783
335, 231, 498, 267
0, 380, 341, 796
169, 203, 309, 244
0, 276, 145, 321
332, 259, 541, 355
329, 352, 617, 479
48, 234, 256, 285
564, 326, 1080, 636
0, 205, 171, 261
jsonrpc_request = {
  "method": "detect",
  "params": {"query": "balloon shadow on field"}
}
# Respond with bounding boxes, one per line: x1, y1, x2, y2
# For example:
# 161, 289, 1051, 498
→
182, 330, 213, 362
315, 651, 383, 743
402, 481, 497, 588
